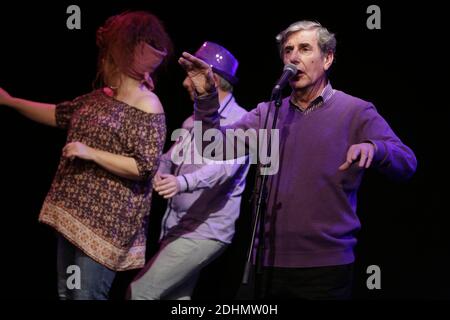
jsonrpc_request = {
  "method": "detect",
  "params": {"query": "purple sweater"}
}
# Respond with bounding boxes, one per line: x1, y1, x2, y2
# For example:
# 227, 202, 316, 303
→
195, 88, 417, 268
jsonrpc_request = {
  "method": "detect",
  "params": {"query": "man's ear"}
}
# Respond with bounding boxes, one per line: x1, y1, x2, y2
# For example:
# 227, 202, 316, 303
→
323, 51, 334, 71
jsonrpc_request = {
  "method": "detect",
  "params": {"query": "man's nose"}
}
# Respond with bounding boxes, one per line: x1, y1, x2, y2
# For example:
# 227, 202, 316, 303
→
288, 51, 301, 65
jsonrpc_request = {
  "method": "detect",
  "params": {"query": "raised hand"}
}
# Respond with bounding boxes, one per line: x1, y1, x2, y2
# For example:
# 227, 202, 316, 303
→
178, 52, 216, 96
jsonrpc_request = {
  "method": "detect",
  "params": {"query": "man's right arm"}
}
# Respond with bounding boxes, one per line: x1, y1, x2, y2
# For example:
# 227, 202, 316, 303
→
157, 148, 174, 175
178, 52, 262, 160
194, 91, 262, 161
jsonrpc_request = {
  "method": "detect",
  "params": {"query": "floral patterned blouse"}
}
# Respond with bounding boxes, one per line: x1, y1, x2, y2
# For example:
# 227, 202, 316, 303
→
39, 89, 166, 271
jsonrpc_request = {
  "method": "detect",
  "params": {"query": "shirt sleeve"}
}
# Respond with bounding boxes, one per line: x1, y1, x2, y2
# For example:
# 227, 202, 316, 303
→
54, 95, 85, 129
194, 91, 263, 160
158, 148, 173, 175
357, 103, 417, 181
176, 159, 246, 193
125, 114, 167, 181
157, 115, 196, 175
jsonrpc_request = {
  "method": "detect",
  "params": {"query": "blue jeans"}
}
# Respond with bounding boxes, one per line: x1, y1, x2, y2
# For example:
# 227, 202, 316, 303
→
56, 234, 116, 300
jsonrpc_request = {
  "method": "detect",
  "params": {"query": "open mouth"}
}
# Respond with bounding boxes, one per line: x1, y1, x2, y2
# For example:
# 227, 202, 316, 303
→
292, 70, 304, 80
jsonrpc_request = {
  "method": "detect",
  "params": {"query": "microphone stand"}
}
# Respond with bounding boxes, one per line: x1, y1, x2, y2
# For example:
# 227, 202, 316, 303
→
242, 88, 283, 299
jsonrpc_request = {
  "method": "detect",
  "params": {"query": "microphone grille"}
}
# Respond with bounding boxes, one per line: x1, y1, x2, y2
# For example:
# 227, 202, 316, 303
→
284, 63, 298, 74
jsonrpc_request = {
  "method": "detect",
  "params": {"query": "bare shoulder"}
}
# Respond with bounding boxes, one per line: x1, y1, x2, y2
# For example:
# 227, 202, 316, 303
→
134, 92, 164, 114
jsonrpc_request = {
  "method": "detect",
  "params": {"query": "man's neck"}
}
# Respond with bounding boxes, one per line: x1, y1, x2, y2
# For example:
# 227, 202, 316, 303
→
291, 77, 328, 110
218, 89, 232, 104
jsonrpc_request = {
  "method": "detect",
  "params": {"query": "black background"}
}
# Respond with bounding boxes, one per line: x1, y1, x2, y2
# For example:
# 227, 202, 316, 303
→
0, 0, 447, 301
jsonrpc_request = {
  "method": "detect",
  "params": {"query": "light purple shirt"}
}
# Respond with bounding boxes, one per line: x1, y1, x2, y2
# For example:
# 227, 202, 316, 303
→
159, 94, 250, 243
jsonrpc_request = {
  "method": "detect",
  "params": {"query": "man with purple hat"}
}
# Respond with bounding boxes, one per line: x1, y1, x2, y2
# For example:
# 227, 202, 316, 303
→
129, 42, 250, 300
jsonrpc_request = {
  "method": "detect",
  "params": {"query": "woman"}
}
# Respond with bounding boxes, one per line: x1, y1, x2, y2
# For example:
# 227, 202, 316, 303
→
0, 11, 172, 300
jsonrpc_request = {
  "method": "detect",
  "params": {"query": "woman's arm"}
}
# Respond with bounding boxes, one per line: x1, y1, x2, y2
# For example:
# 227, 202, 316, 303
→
62, 142, 142, 181
0, 87, 56, 127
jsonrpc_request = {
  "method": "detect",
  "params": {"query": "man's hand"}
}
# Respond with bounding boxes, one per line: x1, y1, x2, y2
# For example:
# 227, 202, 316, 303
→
178, 52, 216, 96
62, 142, 96, 161
153, 171, 163, 186
339, 142, 375, 171
153, 173, 180, 199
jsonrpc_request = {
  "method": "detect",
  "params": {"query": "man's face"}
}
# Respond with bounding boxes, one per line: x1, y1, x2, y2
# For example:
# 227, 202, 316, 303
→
183, 76, 196, 102
282, 29, 333, 91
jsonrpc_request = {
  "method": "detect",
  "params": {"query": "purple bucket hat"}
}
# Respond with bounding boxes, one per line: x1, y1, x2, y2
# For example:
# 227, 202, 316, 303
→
195, 41, 239, 85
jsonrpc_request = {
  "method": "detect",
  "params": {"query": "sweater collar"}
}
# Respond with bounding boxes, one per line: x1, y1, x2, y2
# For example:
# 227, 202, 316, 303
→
289, 82, 335, 114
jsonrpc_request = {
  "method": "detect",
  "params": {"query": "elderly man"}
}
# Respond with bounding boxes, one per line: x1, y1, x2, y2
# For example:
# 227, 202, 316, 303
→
178, 21, 417, 299
129, 42, 250, 300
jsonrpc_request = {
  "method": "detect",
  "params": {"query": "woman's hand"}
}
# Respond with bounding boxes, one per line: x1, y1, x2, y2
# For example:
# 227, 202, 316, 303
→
62, 142, 96, 161
0, 87, 13, 106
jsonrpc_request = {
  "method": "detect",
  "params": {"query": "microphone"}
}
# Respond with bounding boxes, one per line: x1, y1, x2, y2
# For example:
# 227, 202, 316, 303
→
272, 63, 297, 96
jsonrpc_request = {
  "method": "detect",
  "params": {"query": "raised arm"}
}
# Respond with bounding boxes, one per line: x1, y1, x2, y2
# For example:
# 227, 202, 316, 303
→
179, 53, 263, 161
0, 87, 56, 127
178, 52, 216, 97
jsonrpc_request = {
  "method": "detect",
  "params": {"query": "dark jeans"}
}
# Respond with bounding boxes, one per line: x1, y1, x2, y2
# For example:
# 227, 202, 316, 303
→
56, 234, 116, 300
259, 263, 354, 300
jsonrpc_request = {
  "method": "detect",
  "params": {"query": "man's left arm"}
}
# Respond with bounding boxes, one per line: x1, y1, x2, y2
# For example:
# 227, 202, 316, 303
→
340, 103, 417, 181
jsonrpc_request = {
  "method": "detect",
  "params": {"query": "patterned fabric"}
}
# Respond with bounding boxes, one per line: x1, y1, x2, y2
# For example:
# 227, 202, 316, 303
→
39, 90, 166, 271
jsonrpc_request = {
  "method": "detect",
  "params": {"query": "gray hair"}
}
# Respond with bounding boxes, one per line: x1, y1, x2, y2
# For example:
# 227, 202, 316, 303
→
276, 20, 336, 58
216, 74, 233, 93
